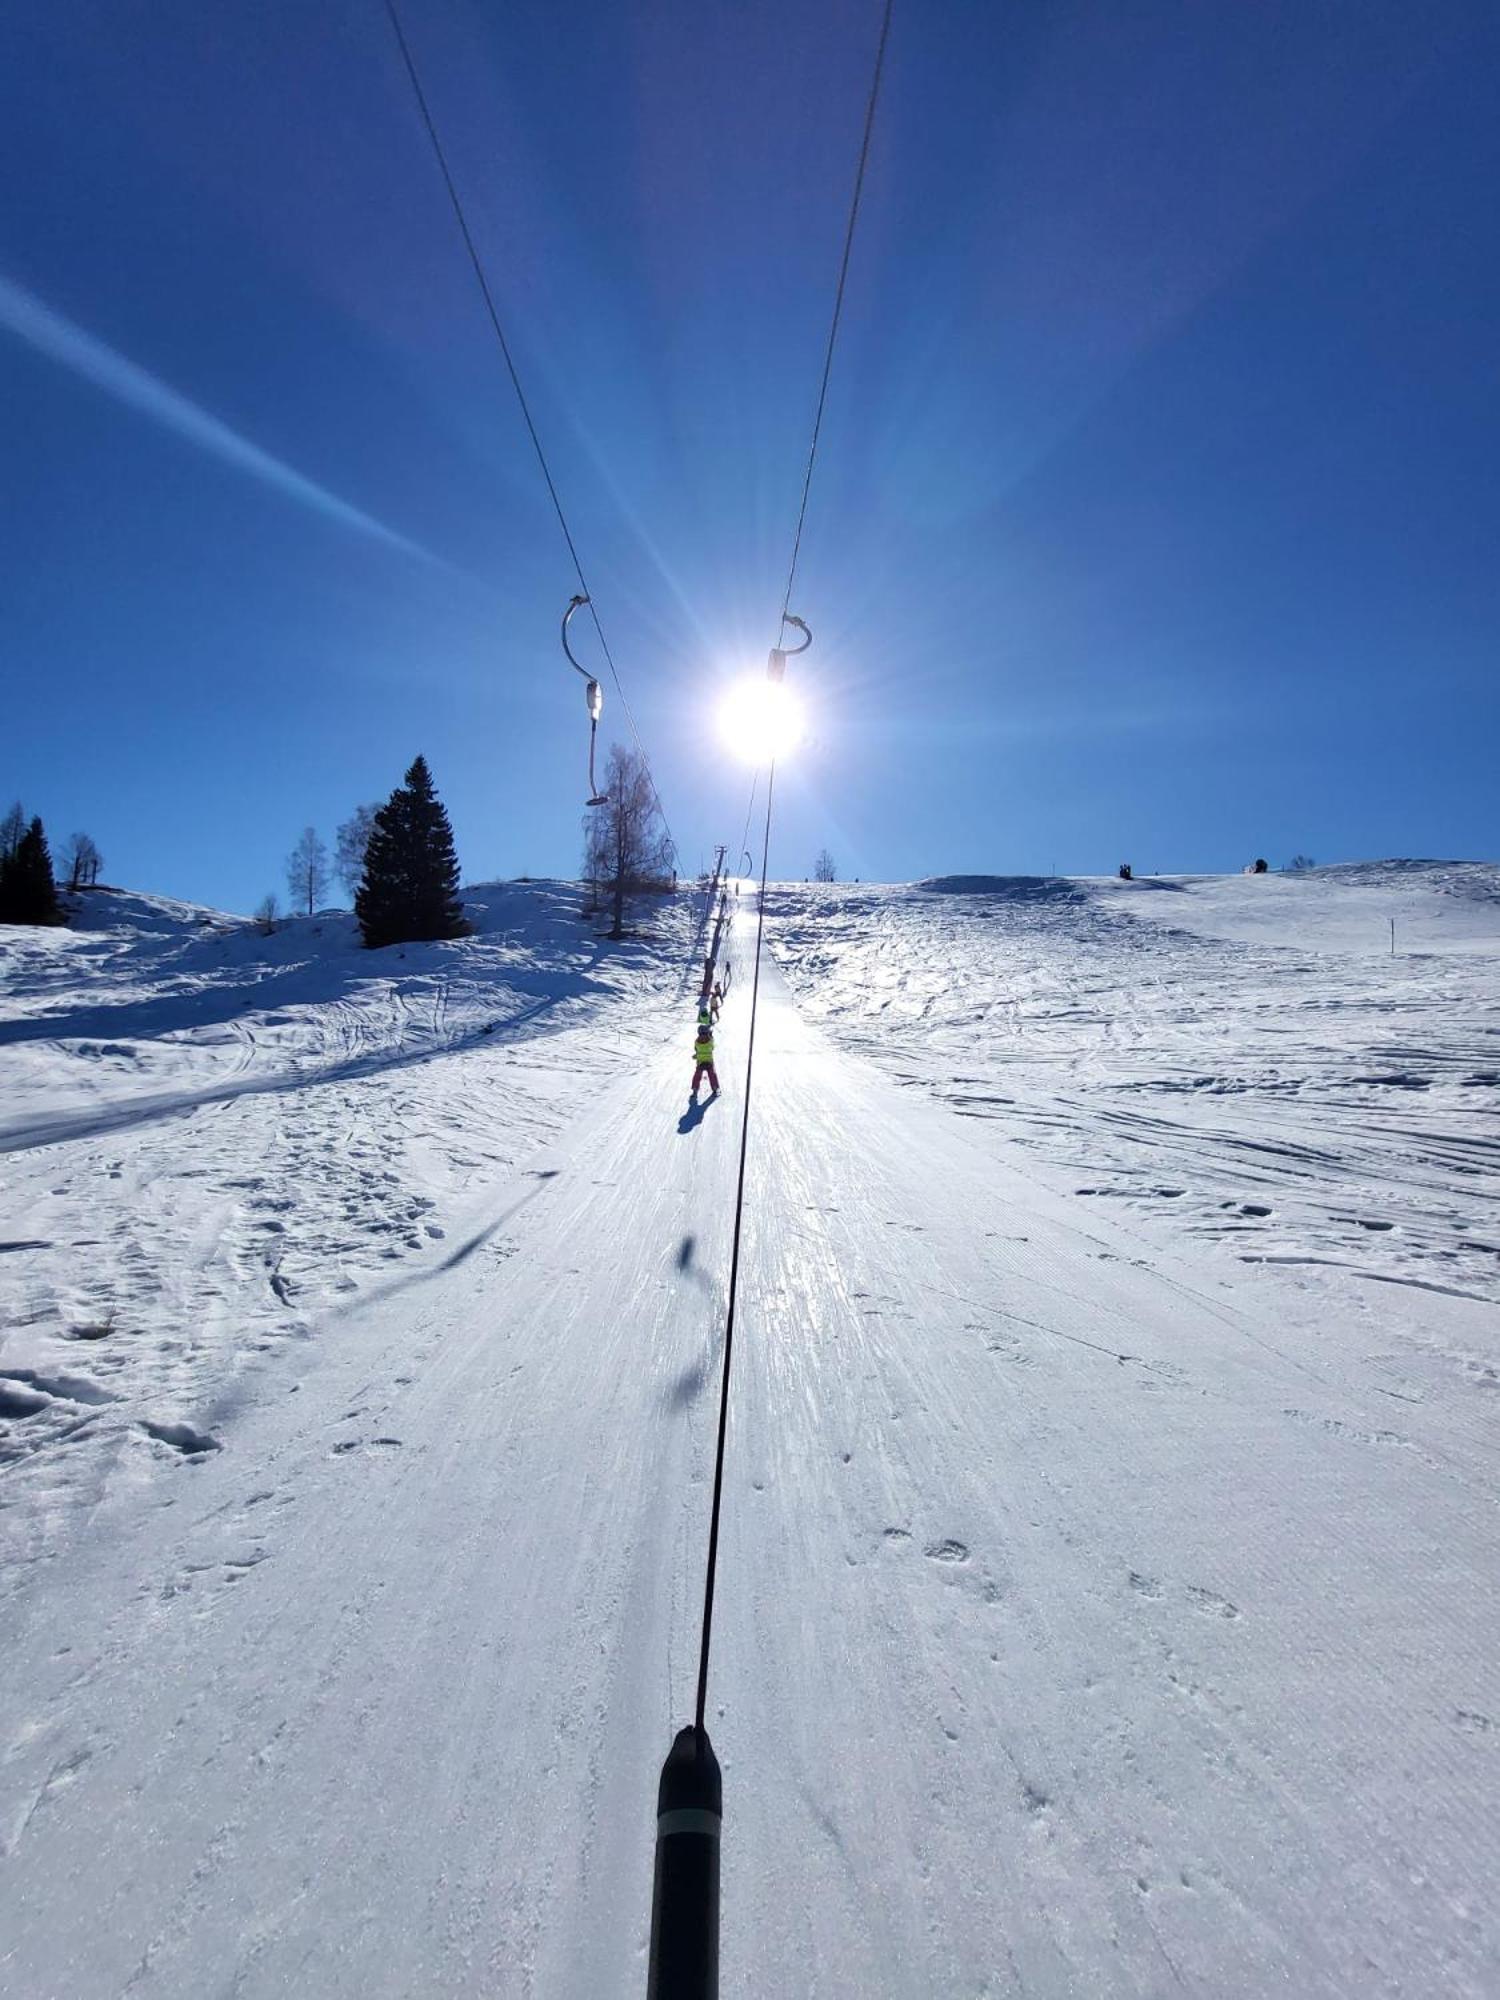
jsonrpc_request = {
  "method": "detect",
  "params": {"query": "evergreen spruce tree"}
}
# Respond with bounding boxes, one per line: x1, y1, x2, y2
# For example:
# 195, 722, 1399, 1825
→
355, 755, 467, 949
0, 817, 63, 925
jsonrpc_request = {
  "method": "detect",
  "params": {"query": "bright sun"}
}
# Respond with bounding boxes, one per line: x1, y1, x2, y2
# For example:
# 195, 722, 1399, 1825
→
717, 676, 807, 764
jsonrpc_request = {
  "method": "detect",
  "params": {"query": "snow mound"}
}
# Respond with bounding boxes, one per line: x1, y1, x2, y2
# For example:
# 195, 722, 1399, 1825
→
915, 874, 1086, 902
1098, 858, 1500, 954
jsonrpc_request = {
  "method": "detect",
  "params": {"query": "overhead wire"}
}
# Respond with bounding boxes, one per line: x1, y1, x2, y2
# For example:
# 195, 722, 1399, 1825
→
692, 0, 895, 1732
382, 0, 677, 856
778, 0, 895, 628
694, 760, 775, 1731
735, 771, 759, 880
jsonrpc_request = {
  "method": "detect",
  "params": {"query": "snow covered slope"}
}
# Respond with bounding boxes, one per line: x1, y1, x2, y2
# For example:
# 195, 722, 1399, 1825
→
2, 867, 1497, 1996
770, 861, 1500, 1317
0, 881, 704, 1577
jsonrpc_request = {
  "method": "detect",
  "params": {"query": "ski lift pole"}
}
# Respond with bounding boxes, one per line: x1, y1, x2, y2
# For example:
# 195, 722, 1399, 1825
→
647, 1725, 722, 1999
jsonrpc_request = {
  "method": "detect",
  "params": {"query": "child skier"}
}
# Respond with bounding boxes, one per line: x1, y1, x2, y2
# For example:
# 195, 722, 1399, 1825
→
691, 1012, 720, 1099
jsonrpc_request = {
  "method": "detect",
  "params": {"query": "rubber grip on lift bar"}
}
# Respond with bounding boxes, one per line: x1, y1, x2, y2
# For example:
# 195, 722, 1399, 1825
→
646, 1724, 721, 1999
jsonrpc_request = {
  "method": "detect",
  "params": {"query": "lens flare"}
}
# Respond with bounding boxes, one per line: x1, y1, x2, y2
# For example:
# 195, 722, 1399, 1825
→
717, 677, 806, 764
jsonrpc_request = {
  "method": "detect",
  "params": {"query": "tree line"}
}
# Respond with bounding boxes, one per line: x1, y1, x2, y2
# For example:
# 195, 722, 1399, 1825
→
0, 803, 103, 924
269, 743, 673, 948
265, 741, 676, 949
263, 755, 468, 948
3, 742, 677, 949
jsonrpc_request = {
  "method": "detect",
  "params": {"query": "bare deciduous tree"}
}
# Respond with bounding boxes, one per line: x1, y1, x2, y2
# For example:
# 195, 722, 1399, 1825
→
1285, 853, 1316, 874
61, 832, 103, 890
254, 892, 280, 935
285, 826, 329, 917
583, 745, 674, 939
813, 848, 837, 883
335, 804, 380, 902
0, 801, 25, 865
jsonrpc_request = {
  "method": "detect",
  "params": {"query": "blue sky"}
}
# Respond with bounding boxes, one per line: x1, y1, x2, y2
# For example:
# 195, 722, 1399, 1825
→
3, 0, 1497, 911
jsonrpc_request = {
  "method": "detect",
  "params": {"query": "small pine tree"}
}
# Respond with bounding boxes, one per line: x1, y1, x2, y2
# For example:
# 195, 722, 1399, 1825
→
0, 816, 63, 925
355, 755, 467, 949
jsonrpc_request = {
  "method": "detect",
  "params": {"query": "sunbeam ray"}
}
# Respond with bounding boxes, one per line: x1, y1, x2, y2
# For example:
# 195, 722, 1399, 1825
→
0, 272, 433, 564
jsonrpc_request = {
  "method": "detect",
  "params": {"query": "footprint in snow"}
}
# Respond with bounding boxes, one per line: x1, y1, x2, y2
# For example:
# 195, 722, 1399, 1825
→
141, 1419, 221, 1457
924, 1539, 970, 1564
1186, 1584, 1240, 1621
0, 1380, 53, 1419
1284, 1407, 1413, 1450
7, 1369, 120, 1406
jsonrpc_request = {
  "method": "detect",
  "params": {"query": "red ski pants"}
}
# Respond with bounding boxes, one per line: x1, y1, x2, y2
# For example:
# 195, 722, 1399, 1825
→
692, 1063, 719, 1094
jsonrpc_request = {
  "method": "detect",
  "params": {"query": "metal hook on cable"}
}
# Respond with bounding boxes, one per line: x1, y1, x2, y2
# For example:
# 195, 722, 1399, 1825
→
562, 593, 609, 805
767, 613, 812, 684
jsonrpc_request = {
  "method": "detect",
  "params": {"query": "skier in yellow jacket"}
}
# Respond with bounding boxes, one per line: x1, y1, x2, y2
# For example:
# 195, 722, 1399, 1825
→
691, 1012, 720, 1099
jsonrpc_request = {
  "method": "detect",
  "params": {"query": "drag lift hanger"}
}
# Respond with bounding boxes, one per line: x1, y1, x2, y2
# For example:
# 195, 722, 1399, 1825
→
766, 613, 811, 683
562, 593, 609, 805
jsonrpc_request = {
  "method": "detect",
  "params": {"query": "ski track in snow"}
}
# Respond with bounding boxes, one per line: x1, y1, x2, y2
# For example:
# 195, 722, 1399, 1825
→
1, 865, 1498, 1996
770, 863, 1500, 1325
0, 882, 702, 1586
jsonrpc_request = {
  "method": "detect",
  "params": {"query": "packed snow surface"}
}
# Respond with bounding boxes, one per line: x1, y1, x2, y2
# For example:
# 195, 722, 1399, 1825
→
2, 864, 1497, 1996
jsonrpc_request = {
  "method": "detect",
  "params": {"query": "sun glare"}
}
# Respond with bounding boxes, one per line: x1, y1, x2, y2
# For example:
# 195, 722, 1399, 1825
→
717, 676, 806, 765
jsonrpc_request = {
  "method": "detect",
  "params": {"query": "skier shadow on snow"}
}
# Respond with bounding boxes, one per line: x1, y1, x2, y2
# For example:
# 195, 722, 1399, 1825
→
677, 1095, 717, 1135
666, 1354, 712, 1408
663, 1237, 718, 1407
674, 1235, 712, 1290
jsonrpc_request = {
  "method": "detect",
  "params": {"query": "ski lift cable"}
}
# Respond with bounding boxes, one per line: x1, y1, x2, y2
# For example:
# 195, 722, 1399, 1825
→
777, 0, 895, 630
689, 0, 895, 1738
647, 0, 895, 1977
382, 0, 676, 853
694, 760, 775, 1733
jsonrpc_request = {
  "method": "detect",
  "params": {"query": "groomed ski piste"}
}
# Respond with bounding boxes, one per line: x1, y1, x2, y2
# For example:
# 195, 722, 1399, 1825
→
2, 860, 1497, 1996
